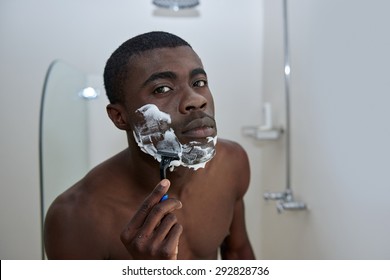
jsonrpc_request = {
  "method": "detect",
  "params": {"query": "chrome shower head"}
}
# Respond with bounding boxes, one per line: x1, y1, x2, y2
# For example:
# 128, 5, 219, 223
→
152, 0, 200, 11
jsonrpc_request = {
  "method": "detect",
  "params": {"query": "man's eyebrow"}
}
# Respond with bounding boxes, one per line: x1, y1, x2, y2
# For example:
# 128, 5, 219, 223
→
142, 71, 177, 87
191, 68, 207, 77
142, 68, 207, 87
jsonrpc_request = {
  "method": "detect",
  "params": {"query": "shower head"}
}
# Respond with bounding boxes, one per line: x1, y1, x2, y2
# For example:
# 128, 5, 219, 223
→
152, 0, 200, 11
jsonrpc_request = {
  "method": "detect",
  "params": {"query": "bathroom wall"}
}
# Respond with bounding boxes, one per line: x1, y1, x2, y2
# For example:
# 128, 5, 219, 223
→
0, 0, 264, 259
260, 0, 390, 258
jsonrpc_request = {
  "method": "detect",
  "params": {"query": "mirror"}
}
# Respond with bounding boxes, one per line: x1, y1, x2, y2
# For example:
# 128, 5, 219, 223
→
39, 60, 92, 258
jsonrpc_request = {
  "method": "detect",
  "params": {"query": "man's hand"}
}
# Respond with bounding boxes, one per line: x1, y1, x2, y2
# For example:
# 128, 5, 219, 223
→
120, 179, 183, 259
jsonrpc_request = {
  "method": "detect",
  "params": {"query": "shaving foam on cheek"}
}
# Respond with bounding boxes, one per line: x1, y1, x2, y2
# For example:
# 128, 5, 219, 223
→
133, 104, 217, 170
133, 104, 178, 162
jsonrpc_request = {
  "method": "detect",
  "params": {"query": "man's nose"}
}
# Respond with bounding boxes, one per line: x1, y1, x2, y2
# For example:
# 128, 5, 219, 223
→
178, 87, 208, 113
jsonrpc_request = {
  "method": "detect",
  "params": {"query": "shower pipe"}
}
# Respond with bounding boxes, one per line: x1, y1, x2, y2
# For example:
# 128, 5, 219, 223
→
263, 0, 307, 213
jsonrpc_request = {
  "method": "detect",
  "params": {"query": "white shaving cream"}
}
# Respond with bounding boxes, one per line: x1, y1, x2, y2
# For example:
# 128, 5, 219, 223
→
133, 104, 217, 170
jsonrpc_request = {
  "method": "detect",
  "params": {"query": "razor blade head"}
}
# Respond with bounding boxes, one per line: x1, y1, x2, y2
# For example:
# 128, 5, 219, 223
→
158, 151, 180, 160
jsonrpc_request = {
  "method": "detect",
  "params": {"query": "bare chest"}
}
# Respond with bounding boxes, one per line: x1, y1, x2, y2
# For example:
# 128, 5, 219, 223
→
106, 192, 235, 259
176, 205, 233, 259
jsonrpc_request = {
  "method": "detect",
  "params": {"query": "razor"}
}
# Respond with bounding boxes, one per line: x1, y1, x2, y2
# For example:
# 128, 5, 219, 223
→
158, 151, 180, 202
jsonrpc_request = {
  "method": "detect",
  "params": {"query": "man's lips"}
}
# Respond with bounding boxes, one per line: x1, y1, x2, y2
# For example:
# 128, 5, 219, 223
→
182, 117, 216, 138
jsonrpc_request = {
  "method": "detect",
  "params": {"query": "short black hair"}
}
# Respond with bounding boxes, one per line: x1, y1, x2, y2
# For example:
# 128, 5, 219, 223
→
103, 31, 192, 104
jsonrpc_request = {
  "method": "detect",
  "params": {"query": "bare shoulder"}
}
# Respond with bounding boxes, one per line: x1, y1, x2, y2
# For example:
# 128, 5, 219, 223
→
44, 150, 128, 259
45, 174, 102, 226
44, 172, 108, 258
214, 138, 251, 197
217, 138, 248, 157
45, 152, 122, 223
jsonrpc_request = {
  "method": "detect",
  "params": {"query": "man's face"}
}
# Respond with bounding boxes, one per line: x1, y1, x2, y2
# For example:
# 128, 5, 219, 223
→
123, 46, 217, 169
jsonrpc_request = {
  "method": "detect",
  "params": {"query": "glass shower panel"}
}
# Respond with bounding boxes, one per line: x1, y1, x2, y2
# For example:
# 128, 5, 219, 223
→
39, 60, 90, 243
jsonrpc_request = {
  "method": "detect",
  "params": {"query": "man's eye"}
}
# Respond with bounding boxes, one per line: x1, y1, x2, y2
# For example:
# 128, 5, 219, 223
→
193, 80, 207, 87
154, 86, 172, 94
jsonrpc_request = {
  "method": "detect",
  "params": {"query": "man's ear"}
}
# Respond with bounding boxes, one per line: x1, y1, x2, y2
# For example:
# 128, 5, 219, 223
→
106, 104, 131, 130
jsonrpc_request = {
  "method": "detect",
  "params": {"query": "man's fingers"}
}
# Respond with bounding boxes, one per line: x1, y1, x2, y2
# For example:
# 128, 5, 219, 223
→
128, 179, 171, 228
120, 178, 184, 259
161, 223, 183, 260
141, 198, 182, 234
151, 212, 180, 242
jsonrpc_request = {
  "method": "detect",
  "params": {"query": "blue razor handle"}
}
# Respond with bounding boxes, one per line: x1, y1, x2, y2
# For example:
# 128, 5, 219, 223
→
158, 151, 179, 203
160, 194, 169, 202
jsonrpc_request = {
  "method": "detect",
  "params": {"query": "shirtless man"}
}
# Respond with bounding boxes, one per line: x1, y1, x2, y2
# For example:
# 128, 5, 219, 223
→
44, 31, 255, 260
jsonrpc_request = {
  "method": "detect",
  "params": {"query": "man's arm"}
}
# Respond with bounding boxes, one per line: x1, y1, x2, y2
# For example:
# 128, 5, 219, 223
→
220, 198, 255, 259
220, 142, 255, 260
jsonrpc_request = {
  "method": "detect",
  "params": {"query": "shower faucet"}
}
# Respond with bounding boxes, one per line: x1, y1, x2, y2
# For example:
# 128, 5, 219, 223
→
276, 200, 307, 214
264, 189, 307, 213
263, 190, 290, 201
